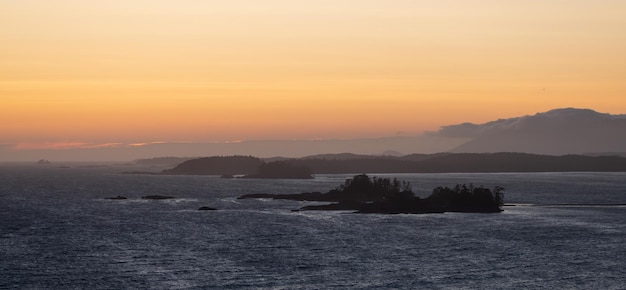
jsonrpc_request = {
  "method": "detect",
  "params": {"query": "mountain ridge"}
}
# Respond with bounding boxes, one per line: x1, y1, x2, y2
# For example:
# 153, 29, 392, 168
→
4, 107, 625, 162
432, 108, 626, 155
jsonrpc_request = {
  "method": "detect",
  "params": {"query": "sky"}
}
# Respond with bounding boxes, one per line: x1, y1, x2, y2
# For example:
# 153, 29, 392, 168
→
2, 0, 626, 154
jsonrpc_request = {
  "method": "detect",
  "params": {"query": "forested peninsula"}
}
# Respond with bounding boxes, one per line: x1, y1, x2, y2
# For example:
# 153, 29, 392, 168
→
158, 153, 626, 177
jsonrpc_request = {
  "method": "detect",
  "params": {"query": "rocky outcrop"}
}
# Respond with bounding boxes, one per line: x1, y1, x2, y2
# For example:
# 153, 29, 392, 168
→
105, 195, 127, 200
198, 206, 218, 211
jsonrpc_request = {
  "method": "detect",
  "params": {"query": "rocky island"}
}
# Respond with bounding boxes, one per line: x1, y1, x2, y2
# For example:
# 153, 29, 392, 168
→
104, 195, 127, 200
239, 174, 503, 214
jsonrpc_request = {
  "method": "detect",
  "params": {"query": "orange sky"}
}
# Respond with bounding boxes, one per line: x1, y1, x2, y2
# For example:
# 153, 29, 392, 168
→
2, 1, 626, 148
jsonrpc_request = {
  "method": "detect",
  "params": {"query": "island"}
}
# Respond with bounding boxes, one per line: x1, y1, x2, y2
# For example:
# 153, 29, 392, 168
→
239, 174, 503, 214
198, 206, 218, 211
104, 195, 127, 200
161, 156, 314, 179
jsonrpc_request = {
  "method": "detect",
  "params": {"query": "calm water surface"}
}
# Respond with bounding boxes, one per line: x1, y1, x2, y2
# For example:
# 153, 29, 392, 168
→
1, 165, 625, 289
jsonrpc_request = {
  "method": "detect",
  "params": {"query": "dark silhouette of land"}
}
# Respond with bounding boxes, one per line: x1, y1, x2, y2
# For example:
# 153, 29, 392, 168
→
242, 161, 313, 179
104, 195, 127, 200
198, 206, 218, 211
162, 156, 262, 175
161, 156, 314, 179
159, 153, 626, 176
239, 174, 503, 214
295, 152, 626, 173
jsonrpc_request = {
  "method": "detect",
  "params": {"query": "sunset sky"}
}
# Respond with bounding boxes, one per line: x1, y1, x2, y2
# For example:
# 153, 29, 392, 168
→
2, 1, 626, 151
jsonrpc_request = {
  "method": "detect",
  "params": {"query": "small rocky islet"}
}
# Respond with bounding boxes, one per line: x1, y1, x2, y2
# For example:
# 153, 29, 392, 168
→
104, 195, 127, 200
198, 206, 218, 211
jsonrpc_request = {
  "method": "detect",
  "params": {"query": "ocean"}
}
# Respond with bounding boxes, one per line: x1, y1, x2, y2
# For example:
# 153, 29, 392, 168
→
1, 165, 625, 289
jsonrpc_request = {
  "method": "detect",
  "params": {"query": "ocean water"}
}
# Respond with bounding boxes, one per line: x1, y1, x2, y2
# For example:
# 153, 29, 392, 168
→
1, 165, 625, 289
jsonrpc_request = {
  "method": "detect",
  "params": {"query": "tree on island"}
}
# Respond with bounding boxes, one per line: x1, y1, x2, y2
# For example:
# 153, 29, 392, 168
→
426, 184, 504, 213
327, 174, 413, 202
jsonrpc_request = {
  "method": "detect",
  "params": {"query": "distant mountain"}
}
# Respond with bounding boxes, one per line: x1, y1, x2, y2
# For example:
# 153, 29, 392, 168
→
433, 108, 626, 155
0, 135, 467, 162
301, 153, 389, 160
380, 150, 404, 157
7, 108, 625, 162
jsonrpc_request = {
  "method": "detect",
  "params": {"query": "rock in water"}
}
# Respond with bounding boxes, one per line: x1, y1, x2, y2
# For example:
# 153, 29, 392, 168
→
198, 206, 217, 211
105, 195, 127, 200
141, 195, 175, 200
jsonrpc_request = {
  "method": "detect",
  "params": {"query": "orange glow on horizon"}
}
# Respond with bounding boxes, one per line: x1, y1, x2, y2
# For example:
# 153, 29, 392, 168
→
2, 1, 626, 146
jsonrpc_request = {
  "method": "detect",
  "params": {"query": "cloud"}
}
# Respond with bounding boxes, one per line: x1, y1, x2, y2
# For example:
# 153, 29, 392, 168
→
430, 107, 626, 139
429, 108, 626, 138
12, 142, 122, 150
128, 141, 167, 147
